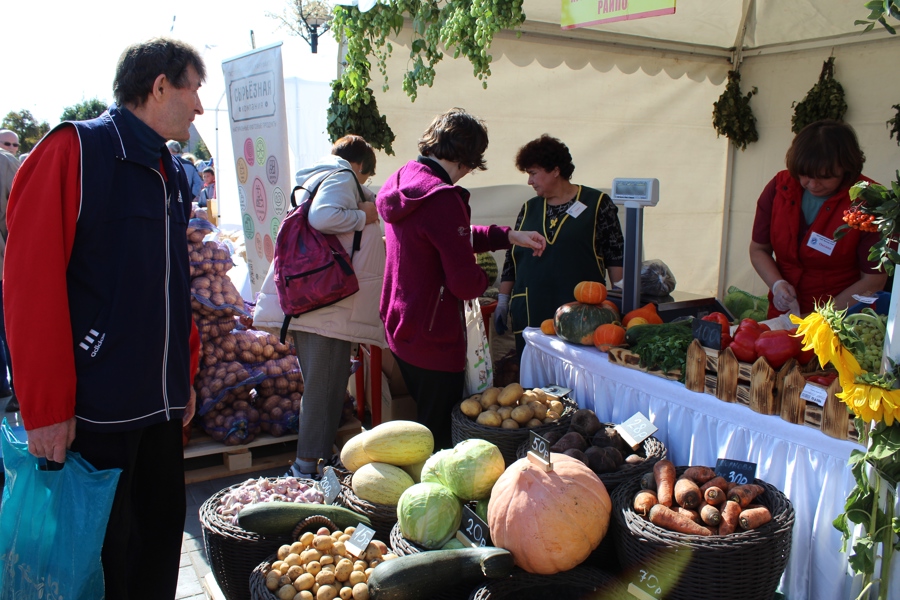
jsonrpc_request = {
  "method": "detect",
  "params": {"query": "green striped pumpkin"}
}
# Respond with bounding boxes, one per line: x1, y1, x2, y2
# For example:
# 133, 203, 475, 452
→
554, 302, 619, 345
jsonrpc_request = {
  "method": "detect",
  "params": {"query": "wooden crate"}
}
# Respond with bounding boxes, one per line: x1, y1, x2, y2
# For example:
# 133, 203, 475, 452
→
685, 340, 855, 441
607, 346, 682, 381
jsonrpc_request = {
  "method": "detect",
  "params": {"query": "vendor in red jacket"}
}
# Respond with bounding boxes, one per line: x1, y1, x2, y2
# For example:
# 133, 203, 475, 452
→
749, 119, 886, 318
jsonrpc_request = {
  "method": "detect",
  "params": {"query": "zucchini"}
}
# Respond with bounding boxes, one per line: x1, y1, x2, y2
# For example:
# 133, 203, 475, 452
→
237, 502, 371, 535
367, 547, 514, 600
625, 319, 692, 348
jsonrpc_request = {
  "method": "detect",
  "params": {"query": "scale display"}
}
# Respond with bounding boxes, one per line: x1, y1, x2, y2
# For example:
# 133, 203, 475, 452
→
611, 178, 659, 206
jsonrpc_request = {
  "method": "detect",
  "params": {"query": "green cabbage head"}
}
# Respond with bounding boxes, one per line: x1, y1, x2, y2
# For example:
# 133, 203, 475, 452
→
433, 439, 505, 501
397, 482, 462, 549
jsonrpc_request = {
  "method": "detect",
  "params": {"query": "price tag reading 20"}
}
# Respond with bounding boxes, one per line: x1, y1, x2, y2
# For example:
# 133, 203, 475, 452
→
457, 504, 492, 547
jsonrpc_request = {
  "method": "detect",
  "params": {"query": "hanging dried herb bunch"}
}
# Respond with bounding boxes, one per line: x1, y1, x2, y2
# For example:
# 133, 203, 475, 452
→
791, 57, 847, 133
326, 81, 396, 155
889, 104, 900, 146
712, 70, 759, 151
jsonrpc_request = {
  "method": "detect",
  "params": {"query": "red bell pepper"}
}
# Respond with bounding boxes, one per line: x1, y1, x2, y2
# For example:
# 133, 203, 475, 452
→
806, 373, 838, 387
789, 328, 816, 365
728, 319, 765, 362
701, 312, 733, 349
754, 329, 802, 369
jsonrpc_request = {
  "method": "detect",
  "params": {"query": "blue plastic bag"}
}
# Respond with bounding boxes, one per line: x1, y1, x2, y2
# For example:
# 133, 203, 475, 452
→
0, 419, 120, 600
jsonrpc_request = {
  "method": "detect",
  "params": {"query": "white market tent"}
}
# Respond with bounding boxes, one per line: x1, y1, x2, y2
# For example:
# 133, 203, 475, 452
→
366, 0, 900, 300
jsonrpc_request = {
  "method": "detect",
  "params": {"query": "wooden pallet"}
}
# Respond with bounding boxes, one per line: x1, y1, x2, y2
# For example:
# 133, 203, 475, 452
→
183, 418, 362, 484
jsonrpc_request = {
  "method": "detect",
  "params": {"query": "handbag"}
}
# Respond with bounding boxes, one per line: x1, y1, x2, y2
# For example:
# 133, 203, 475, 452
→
464, 299, 494, 396
0, 419, 121, 600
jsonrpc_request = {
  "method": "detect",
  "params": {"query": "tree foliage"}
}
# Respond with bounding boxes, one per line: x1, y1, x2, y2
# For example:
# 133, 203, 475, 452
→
855, 0, 900, 34
2, 110, 51, 154
60, 98, 109, 123
325, 0, 526, 153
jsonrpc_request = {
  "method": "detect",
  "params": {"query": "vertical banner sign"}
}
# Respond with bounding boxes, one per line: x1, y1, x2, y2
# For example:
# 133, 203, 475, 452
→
562, 0, 676, 30
222, 43, 291, 295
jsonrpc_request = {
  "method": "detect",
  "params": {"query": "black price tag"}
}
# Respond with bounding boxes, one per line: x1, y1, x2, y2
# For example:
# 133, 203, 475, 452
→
615, 412, 658, 450
345, 523, 376, 558
457, 504, 492, 548
317, 466, 341, 505
692, 318, 722, 350
715, 458, 757, 485
627, 568, 664, 599
526, 430, 552, 471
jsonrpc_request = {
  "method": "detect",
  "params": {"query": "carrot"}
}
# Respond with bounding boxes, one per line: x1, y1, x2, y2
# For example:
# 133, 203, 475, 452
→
728, 484, 765, 508
699, 476, 728, 495
702, 525, 719, 536
648, 504, 711, 536
718, 500, 742, 535
703, 486, 726, 506
676, 506, 702, 524
681, 466, 717, 485
633, 489, 658, 516
739, 506, 772, 530
674, 477, 701, 509
654, 459, 676, 507
699, 503, 721, 527
725, 481, 739, 494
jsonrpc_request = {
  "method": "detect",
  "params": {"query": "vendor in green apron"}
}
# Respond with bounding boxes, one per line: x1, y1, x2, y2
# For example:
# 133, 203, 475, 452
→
496, 135, 625, 360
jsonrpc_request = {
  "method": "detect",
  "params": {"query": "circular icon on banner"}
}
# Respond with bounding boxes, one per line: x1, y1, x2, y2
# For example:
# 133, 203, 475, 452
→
266, 156, 279, 185
238, 185, 247, 213
273, 187, 286, 217
236, 157, 249, 184
255, 138, 267, 168
243, 138, 255, 166
253, 178, 268, 223
271, 217, 281, 241
242, 213, 255, 242
255, 232, 264, 258
263, 234, 274, 262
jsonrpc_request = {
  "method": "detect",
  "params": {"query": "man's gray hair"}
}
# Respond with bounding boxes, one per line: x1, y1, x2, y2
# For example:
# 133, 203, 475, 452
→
166, 140, 182, 154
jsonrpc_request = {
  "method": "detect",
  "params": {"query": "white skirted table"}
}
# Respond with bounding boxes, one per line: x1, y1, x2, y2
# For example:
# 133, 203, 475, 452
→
520, 328, 898, 600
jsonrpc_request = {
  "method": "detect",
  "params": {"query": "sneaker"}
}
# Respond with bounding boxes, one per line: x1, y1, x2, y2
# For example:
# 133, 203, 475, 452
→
4, 393, 18, 413
284, 462, 321, 480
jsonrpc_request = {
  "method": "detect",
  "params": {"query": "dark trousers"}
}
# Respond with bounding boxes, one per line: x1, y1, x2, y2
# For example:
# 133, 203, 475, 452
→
394, 355, 464, 450
71, 418, 186, 600
0, 281, 12, 393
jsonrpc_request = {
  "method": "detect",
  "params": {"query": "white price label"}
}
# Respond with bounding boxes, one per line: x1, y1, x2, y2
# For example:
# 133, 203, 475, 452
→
345, 523, 376, 558
317, 466, 341, 505
615, 412, 657, 449
800, 383, 828, 407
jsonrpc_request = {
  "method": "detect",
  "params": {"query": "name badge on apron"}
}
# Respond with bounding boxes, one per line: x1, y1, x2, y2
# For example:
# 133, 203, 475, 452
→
807, 232, 836, 256
566, 200, 587, 218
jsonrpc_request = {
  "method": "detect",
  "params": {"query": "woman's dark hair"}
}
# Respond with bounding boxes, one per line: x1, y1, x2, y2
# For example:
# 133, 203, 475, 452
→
114, 38, 206, 108
332, 135, 376, 175
785, 119, 865, 184
418, 108, 489, 171
515, 135, 575, 180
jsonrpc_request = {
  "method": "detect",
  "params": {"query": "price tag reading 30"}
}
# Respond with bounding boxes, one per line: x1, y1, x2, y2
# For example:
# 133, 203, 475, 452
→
527, 430, 552, 471
715, 458, 757, 485
345, 523, 376, 558
456, 504, 492, 548
615, 412, 657, 450
318, 466, 342, 505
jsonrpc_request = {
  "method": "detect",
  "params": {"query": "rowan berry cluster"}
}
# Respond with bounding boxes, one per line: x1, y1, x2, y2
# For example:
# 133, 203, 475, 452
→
843, 207, 879, 232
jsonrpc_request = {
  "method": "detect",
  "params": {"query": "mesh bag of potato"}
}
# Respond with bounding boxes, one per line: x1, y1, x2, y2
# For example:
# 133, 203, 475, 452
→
196, 360, 267, 416
191, 272, 249, 317
257, 392, 303, 437
189, 240, 235, 278
195, 315, 239, 343
200, 395, 262, 445
187, 218, 216, 243
200, 330, 294, 368
255, 355, 304, 400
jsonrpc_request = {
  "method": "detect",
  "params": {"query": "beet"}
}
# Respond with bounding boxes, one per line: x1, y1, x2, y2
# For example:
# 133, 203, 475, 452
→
550, 431, 587, 453
569, 409, 603, 438
584, 446, 617, 474
563, 448, 589, 466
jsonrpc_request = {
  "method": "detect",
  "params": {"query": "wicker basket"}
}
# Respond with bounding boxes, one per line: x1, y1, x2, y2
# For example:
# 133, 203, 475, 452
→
199, 478, 320, 600
468, 565, 627, 600
248, 516, 339, 600
451, 397, 577, 466
336, 474, 398, 543
388, 523, 477, 600
515, 424, 667, 494
612, 466, 794, 600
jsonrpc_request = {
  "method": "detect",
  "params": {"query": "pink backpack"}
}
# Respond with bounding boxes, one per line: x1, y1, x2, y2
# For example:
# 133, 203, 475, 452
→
273, 168, 365, 342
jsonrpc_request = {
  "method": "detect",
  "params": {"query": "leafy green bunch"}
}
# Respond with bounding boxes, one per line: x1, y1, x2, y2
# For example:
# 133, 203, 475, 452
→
791, 57, 847, 134
712, 70, 759, 151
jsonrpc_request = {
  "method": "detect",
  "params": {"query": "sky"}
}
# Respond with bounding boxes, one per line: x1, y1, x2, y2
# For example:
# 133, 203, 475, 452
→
1, 0, 340, 127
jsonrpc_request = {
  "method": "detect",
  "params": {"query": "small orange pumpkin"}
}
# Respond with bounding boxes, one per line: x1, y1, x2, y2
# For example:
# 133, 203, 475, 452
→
539, 319, 556, 335
626, 316, 650, 329
593, 323, 626, 352
573, 281, 607, 305
622, 302, 663, 327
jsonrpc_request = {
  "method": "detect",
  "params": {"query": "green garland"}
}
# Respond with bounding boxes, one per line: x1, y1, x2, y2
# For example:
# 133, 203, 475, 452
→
712, 70, 759, 151
326, 0, 526, 154
791, 57, 847, 133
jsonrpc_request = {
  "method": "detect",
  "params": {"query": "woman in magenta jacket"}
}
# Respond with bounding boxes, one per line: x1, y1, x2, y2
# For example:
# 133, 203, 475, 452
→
377, 108, 546, 449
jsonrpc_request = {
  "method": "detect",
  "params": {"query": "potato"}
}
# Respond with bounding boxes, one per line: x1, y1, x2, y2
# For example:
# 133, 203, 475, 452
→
487, 404, 500, 412
519, 390, 540, 405
294, 573, 315, 591
306, 561, 322, 576
302, 549, 323, 564
525, 418, 544, 428
320, 554, 334, 565
278, 584, 297, 600
510, 404, 534, 424
348, 570, 367, 585
460, 398, 483, 418
313, 535, 334, 552
549, 400, 565, 415
480, 387, 501, 409
476, 410, 502, 427
530, 388, 548, 403
498, 383, 524, 407
340, 587, 354, 600
286, 565, 304, 580
352, 582, 369, 600
317, 584, 339, 600
528, 401, 548, 420
298, 592, 315, 600
497, 406, 513, 421
266, 572, 281, 591
272, 562, 287, 573
285, 554, 303, 567
316, 570, 336, 586
278, 545, 292, 560
501, 418, 520, 429
334, 558, 353, 582
353, 560, 367, 572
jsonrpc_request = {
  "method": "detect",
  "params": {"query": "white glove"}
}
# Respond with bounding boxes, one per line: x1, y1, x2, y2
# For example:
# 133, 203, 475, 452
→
771, 279, 798, 313
495, 294, 510, 336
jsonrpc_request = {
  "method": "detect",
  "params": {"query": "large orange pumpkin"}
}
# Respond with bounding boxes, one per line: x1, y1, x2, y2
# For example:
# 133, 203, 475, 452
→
573, 281, 607, 305
593, 323, 626, 352
487, 453, 611, 574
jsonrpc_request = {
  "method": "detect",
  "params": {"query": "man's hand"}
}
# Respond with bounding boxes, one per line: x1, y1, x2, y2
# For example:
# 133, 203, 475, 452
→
183, 387, 197, 426
509, 230, 546, 257
27, 418, 76, 463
